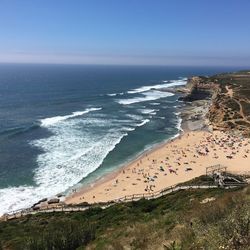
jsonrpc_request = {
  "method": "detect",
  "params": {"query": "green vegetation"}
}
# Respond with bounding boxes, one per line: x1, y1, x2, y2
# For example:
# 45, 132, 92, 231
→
0, 180, 249, 250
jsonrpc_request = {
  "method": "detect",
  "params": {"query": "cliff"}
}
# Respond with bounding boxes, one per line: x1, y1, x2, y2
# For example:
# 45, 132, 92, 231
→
181, 71, 250, 137
180, 76, 219, 101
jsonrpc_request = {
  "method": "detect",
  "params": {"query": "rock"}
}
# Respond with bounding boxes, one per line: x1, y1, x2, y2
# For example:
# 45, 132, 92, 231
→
200, 197, 215, 204
32, 205, 40, 211
48, 198, 60, 204
32, 202, 39, 207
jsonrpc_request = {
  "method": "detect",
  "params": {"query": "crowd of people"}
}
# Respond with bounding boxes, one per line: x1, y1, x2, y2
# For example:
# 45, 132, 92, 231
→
68, 130, 250, 203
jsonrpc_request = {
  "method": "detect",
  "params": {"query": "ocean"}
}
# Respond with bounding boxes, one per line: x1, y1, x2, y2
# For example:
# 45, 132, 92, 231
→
0, 64, 241, 214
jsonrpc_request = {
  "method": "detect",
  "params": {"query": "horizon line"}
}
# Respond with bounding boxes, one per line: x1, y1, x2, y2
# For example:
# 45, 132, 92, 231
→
0, 61, 249, 69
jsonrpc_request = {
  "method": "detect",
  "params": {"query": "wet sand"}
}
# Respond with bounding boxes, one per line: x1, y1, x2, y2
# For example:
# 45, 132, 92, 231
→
66, 130, 250, 205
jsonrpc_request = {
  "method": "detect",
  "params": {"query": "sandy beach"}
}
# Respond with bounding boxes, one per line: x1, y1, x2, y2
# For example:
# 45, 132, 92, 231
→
66, 128, 250, 205
66, 92, 250, 206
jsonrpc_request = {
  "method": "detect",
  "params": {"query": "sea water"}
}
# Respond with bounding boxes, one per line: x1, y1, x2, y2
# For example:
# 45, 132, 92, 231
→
0, 64, 241, 214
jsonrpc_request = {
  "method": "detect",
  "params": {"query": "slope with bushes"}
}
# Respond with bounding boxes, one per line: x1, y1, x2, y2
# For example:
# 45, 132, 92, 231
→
0, 177, 249, 250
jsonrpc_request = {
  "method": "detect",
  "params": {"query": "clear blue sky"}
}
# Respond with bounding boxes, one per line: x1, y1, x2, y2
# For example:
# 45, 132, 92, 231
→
0, 0, 250, 66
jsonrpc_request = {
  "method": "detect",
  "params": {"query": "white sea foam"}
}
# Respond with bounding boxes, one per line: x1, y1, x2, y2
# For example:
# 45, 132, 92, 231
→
0, 111, 131, 215
33, 127, 128, 190
122, 127, 136, 132
136, 119, 150, 127
127, 79, 187, 94
139, 108, 158, 116
138, 109, 156, 114
169, 132, 181, 141
0, 80, 185, 215
0, 135, 128, 215
107, 92, 124, 97
176, 117, 183, 132
150, 102, 160, 106
126, 114, 143, 121
117, 90, 174, 105
40, 108, 102, 127
175, 113, 183, 132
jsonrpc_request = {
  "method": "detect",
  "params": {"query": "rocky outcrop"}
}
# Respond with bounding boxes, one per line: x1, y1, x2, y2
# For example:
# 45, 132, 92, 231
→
179, 77, 218, 102
47, 198, 60, 204
180, 72, 250, 137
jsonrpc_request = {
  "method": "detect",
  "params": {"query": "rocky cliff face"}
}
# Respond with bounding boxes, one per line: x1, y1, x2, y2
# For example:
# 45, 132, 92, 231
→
179, 76, 217, 102
181, 72, 250, 137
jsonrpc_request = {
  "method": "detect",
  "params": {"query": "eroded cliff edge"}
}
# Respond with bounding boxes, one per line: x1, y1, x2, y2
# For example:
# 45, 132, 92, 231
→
180, 71, 250, 137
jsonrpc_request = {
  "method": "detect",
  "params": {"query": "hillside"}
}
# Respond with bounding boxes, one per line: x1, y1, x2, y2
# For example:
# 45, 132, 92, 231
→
183, 71, 250, 137
0, 177, 249, 250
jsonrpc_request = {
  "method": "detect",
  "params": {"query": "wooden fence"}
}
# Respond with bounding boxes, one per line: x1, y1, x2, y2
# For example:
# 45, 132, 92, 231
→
0, 183, 221, 221
2, 178, 247, 221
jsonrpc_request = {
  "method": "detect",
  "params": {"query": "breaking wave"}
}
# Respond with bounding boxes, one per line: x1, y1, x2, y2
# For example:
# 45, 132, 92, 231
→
0, 106, 154, 215
136, 119, 150, 127
127, 79, 186, 94
0, 77, 187, 215
40, 108, 102, 127
138, 109, 158, 115
117, 90, 174, 105
107, 92, 124, 97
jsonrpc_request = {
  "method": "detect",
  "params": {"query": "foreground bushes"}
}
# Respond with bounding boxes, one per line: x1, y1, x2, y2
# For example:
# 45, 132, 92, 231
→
25, 221, 95, 250
0, 185, 249, 250
0, 216, 96, 250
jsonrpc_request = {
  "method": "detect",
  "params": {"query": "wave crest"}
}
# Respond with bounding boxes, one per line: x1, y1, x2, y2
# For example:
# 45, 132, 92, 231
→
136, 119, 150, 127
127, 79, 187, 94
40, 108, 102, 127
117, 90, 174, 105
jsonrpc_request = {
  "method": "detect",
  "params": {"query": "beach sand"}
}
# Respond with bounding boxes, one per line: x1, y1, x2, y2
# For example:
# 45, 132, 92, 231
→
66, 130, 250, 205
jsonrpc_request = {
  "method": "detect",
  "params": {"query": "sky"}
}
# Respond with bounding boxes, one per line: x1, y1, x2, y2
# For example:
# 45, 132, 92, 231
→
0, 0, 250, 66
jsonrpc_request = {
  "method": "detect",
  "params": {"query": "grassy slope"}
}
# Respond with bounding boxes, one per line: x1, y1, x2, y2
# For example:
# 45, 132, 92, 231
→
0, 181, 249, 250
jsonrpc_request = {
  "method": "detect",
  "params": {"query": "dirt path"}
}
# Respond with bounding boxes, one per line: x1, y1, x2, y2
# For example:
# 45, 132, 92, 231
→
222, 85, 250, 126
234, 99, 250, 124
225, 85, 233, 98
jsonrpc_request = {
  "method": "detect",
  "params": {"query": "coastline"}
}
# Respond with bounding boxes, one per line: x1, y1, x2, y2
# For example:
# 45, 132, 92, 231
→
63, 97, 202, 205
65, 95, 201, 201
65, 124, 184, 203
64, 81, 250, 206
17, 72, 249, 211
